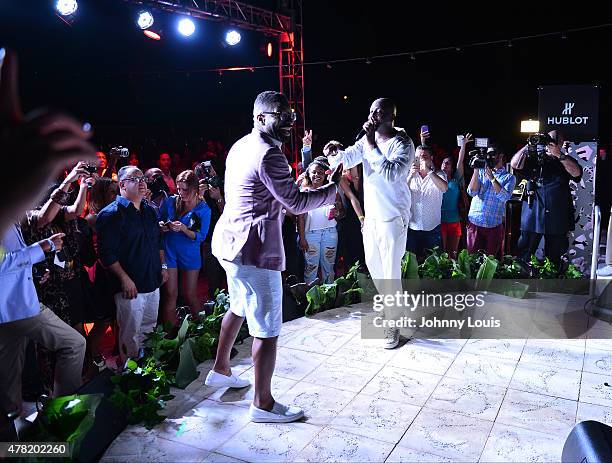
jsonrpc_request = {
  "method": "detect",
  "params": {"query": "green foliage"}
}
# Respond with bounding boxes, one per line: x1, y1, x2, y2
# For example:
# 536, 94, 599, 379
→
192, 332, 217, 363
26, 394, 103, 459
495, 255, 523, 279
305, 283, 337, 315
110, 288, 237, 429
456, 249, 472, 279
109, 356, 174, 429
418, 249, 455, 279
564, 263, 583, 279
401, 251, 420, 279
530, 255, 558, 278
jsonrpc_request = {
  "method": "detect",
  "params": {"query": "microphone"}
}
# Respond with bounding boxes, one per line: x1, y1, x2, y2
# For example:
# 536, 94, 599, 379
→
355, 128, 365, 141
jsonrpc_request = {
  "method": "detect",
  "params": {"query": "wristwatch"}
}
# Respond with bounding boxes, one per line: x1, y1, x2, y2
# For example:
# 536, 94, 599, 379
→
558, 153, 567, 161
45, 238, 56, 253
161, 263, 168, 270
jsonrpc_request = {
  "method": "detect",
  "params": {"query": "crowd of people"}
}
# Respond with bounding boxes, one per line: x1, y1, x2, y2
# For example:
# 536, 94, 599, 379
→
0, 46, 585, 430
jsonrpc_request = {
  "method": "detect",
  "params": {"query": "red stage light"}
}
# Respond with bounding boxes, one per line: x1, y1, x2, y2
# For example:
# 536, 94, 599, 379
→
144, 30, 161, 40
267, 42, 273, 58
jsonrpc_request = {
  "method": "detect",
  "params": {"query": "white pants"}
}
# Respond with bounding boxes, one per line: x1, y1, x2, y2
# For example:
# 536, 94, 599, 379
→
363, 217, 407, 321
114, 289, 160, 363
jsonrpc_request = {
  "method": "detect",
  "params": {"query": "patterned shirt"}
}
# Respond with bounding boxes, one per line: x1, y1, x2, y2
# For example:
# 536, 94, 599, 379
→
408, 170, 447, 231
467, 167, 516, 228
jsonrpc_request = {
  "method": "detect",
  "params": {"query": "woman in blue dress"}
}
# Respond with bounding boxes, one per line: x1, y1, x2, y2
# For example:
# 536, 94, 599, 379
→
159, 170, 211, 326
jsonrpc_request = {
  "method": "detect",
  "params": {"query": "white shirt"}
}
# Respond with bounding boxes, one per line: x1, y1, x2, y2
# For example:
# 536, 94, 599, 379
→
328, 129, 415, 223
408, 170, 447, 231
306, 205, 336, 231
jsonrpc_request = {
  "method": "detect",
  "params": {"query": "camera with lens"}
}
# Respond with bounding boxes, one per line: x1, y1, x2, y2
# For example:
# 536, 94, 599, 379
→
526, 133, 554, 165
147, 175, 170, 200
110, 146, 130, 158
195, 161, 222, 189
84, 164, 98, 174
468, 148, 497, 169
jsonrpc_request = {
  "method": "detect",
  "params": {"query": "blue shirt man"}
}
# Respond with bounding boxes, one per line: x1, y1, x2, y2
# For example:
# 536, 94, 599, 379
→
466, 148, 516, 257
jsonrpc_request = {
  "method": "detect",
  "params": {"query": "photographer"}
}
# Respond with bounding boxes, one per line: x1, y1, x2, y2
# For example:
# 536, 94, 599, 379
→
466, 145, 516, 258
144, 167, 170, 214
197, 162, 227, 299
511, 130, 582, 269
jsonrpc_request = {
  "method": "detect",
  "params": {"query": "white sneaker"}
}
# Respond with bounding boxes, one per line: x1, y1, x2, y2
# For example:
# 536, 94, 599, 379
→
249, 402, 304, 423
204, 370, 250, 388
383, 327, 400, 349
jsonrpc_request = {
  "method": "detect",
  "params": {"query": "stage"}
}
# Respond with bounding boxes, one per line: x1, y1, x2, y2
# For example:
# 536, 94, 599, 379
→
101, 295, 612, 462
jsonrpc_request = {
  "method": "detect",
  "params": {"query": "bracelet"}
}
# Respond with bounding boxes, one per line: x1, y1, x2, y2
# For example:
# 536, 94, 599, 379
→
161, 263, 168, 270
50, 188, 70, 205
45, 238, 56, 253
358, 215, 365, 220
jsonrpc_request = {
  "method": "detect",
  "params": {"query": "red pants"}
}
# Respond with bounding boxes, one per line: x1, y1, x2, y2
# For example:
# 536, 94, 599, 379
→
466, 221, 504, 258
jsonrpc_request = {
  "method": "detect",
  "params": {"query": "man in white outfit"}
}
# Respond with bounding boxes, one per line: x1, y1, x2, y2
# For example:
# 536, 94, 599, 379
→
326, 98, 415, 349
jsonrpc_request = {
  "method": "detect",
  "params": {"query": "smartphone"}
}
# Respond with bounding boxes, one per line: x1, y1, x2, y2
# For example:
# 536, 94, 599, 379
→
475, 137, 489, 148
456, 135, 465, 147
421, 124, 429, 134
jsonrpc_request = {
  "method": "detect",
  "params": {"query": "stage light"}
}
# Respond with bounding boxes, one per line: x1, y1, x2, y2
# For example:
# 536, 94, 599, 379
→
521, 120, 540, 133
267, 42, 273, 58
225, 30, 241, 46
137, 10, 154, 30
178, 18, 196, 37
56, 0, 78, 16
144, 30, 161, 40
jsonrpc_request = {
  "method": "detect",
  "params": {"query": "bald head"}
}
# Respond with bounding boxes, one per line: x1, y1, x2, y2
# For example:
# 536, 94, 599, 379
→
369, 98, 397, 130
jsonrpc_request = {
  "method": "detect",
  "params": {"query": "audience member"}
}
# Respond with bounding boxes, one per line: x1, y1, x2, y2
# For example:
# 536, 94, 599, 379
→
159, 170, 212, 326
97, 166, 169, 366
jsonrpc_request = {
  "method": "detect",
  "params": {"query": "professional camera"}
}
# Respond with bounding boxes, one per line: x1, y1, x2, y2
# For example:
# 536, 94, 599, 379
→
195, 161, 222, 189
147, 174, 170, 200
468, 148, 497, 169
110, 146, 130, 158
84, 164, 98, 174
526, 133, 554, 165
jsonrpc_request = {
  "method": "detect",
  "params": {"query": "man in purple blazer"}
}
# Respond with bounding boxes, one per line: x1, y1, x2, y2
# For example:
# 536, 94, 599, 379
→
205, 91, 339, 423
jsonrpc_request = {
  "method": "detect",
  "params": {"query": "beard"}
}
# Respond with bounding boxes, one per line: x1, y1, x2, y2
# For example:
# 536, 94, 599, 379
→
270, 124, 292, 143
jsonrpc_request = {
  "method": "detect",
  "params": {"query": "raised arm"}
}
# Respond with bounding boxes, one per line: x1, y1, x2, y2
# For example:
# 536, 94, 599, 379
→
457, 133, 472, 179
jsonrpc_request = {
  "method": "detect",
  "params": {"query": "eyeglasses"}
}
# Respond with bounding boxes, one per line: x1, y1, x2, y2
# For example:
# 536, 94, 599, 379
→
260, 110, 297, 123
124, 176, 147, 183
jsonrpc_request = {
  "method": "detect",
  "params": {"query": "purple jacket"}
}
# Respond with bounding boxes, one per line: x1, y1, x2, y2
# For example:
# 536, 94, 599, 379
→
212, 129, 337, 271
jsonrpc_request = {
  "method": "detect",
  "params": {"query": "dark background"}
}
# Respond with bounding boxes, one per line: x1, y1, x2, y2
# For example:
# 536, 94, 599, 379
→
1, 0, 611, 205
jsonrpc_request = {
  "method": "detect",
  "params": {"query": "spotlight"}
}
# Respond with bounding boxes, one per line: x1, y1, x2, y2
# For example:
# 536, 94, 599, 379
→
520, 120, 540, 133
137, 10, 154, 30
144, 30, 161, 40
225, 30, 241, 46
56, 0, 78, 16
267, 42, 273, 58
178, 18, 196, 37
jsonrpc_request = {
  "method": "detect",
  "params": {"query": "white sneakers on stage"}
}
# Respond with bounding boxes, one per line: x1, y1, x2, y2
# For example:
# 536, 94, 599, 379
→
204, 370, 250, 389
249, 402, 304, 423
383, 327, 400, 349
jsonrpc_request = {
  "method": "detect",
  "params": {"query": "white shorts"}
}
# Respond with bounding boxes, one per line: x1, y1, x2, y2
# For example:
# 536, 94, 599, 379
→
219, 256, 283, 338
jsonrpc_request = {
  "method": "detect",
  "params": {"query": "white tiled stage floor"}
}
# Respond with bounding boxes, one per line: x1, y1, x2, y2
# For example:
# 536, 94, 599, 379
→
102, 296, 612, 463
